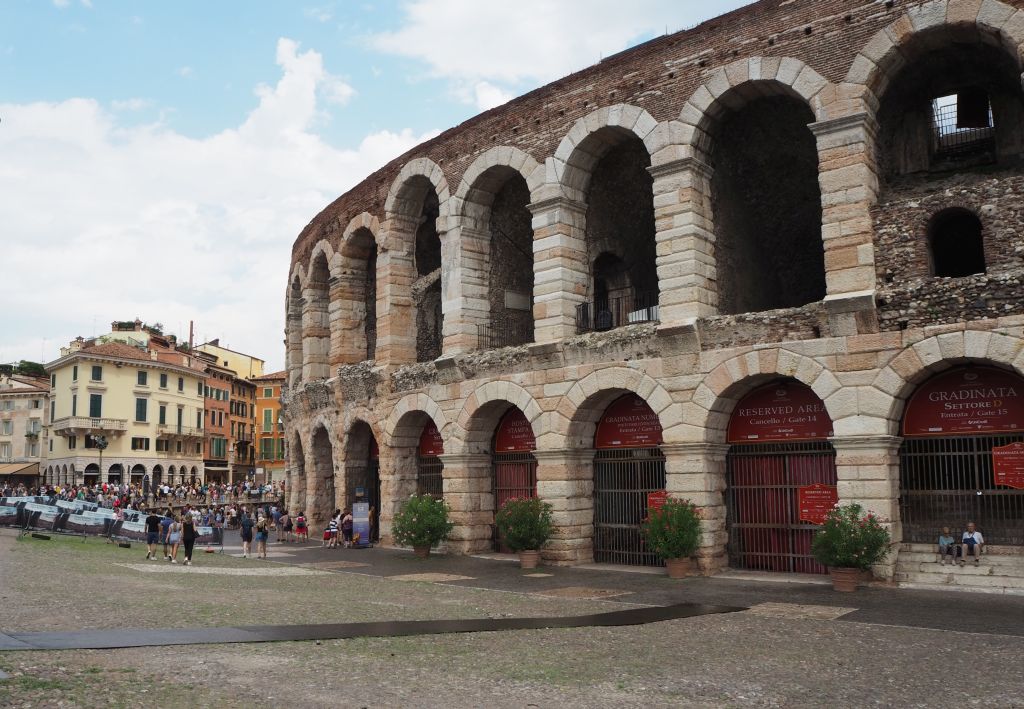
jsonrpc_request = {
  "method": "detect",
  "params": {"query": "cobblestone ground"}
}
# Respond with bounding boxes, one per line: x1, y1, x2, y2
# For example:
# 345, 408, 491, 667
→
1, 531, 1023, 708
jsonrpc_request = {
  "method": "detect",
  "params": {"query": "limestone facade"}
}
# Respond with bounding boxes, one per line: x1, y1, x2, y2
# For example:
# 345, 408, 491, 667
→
283, 0, 1024, 577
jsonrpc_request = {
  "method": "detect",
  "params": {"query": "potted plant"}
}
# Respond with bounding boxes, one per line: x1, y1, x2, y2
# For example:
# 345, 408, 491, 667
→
811, 502, 891, 592
641, 498, 702, 578
495, 497, 554, 568
390, 494, 454, 558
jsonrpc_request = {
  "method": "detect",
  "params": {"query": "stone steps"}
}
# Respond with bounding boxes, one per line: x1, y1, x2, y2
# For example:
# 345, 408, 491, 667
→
895, 543, 1024, 595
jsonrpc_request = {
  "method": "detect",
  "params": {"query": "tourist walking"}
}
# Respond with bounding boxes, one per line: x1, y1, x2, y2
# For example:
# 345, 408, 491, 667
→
167, 514, 182, 563
239, 508, 254, 558
181, 513, 197, 566
255, 515, 269, 559
144, 508, 162, 560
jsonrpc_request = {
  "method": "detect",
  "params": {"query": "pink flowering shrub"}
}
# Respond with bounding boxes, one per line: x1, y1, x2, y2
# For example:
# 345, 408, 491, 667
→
641, 499, 701, 560
391, 494, 454, 548
495, 497, 553, 552
811, 503, 890, 570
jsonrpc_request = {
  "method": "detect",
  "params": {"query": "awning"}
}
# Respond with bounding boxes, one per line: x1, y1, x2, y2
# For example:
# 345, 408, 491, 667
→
203, 466, 229, 472
0, 463, 40, 477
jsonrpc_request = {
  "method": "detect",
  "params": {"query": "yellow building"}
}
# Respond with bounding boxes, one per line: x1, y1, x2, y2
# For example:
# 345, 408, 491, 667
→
252, 371, 286, 483
196, 340, 265, 380
45, 332, 207, 488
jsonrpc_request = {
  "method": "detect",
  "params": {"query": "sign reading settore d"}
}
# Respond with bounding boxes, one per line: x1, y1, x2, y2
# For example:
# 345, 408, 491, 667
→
727, 382, 833, 443
994, 442, 1024, 490
903, 366, 1023, 436
797, 483, 838, 525
595, 394, 664, 449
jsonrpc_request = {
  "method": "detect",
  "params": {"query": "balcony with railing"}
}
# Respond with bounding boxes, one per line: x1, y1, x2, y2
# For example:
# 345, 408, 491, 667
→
156, 424, 204, 439
575, 291, 659, 334
51, 416, 128, 436
476, 318, 533, 350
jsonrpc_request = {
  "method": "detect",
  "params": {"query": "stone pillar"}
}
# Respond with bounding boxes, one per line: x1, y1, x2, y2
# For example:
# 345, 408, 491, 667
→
535, 448, 594, 565
286, 312, 303, 388
375, 215, 418, 366
831, 435, 902, 580
301, 285, 331, 381
528, 196, 588, 344
663, 442, 730, 575
439, 452, 493, 553
649, 158, 718, 322
334, 263, 367, 366
810, 113, 880, 336
441, 224, 490, 354
376, 446, 419, 546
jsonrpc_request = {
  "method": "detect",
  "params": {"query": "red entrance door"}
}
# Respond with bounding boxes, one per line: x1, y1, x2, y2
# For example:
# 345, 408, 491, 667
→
492, 408, 537, 551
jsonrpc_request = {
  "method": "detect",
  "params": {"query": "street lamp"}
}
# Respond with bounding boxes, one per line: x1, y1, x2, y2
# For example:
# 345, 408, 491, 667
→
95, 435, 108, 489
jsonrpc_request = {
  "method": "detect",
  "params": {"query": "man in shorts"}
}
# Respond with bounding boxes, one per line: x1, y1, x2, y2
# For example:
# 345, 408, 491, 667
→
160, 510, 173, 560
239, 508, 255, 558
144, 508, 162, 560
960, 521, 985, 566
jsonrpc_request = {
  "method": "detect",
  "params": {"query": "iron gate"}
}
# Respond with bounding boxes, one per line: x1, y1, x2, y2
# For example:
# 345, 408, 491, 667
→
367, 459, 381, 542
726, 441, 837, 574
417, 455, 444, 498
493, 451, 537, 551
900, 434, 1024, 545
594, 447, 666, 566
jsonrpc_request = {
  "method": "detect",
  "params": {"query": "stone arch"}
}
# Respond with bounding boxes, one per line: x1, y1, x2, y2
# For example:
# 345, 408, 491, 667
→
286, 266, 305, 386
289, 431, 306, 514
338, 213, 382, 363
342, 212, 382, 249
556, 367, 677, 449
308, 422, 338, 531
306, 239, 338, 282
384, 157, 451, 222
454, 147, 543, 230
384, 393, 449, 447
453, 380, 543, 455
872, 331, 1024, 437
302, 245, 333, 381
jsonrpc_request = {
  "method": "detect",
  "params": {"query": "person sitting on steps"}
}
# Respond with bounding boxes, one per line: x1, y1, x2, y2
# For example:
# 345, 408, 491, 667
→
959, 521, 985, 566
936, 527, 957, 565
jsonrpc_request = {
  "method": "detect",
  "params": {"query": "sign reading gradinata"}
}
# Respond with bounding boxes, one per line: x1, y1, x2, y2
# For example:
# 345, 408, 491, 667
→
993, 442, 1024, 490
494, 408, 536, 452
595, 393, 664, 449
419, 420, 444, 456
903, 367, 1024, 436
727, 382, 833, 443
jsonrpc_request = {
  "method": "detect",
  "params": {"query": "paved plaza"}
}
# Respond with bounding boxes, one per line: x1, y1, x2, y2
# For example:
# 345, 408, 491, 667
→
1, 528, 1023, 707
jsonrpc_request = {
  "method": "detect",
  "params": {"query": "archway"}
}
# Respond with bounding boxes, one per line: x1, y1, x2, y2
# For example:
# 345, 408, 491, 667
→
898, 365, 1024, 545
417, 420, 444, 497
290, 435, 307, 515
593, 394, 665, 567
303, 252, 331, 380
152, 464, 163, 488
84, 464, 99, 486
130, 464, 145, 486
310, 426, 336, 532
339, 227, 378, 362
725, 380, 836, 574
344, 421, 381, 543
492, 407, 538, 551
108, 464, 123, 485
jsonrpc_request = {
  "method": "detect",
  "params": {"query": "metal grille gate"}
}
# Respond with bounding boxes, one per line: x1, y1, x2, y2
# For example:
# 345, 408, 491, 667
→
417, 456, 444, 498
493, 452, 537, 551
900, 434, 1024, 546
367, 459, 381, 542
726, 441, 837, 575
594, 447, 666, 566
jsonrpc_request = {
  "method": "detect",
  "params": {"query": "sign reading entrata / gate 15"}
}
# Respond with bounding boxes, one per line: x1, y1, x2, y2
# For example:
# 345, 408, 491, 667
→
419, 421, 444, 456
595, 394, 664, 449
797, 483, 839, 525
727, 382, 833, 443
994, 442, 1024, 490
495, 408, 537, 452
903, 366, 1023, 436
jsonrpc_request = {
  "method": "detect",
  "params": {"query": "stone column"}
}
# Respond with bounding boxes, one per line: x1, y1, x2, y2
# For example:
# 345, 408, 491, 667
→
649, 157, 718, 322
535, 448, 594, 565
528, 196, 588, 344
375, 216, 418, 366
831, 435, 902, 580
301, 284, 331, 381
375, 447, 418, 546
441, 224, 490, 354
439, 452, 493, 553
810, 113, 880, 336
663, 442, 730, 575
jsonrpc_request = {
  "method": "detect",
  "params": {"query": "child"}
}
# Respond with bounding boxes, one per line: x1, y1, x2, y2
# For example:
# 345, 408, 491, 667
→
341, 509, 354, 548
937, 527, 957, 565
295, 511, 307, 542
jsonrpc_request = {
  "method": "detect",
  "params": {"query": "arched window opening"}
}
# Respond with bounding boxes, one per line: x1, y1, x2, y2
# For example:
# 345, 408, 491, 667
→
710, 94, 824, 315
484, 173, 534, 348
491, 407, 537, 552
577, 134, 657, 333
287, 276, 303, 386
340, 228, 378, 363
304, 254, 331, 380
928, 209, 986, 277
344, 421, 381, 544
310, 426, 335, 532
414, 190, 443, 362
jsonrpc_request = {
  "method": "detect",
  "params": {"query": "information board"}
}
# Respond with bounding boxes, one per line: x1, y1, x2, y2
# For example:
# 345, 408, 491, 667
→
994, 442, 1024, 489
797, 483, 838, 525
352, 501, 371, 547
646, 490, 669, 513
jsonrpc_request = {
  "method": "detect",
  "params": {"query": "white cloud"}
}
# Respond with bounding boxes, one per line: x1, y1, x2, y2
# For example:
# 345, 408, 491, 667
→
111, 98, 152, 112
52, 0, 70, 7
304, 6, 333, 23
0, 38, 432, 370
177, 66, 193, 78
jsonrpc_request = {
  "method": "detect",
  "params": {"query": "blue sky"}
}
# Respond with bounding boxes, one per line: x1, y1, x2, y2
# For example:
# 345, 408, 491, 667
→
0, 0, 752, 371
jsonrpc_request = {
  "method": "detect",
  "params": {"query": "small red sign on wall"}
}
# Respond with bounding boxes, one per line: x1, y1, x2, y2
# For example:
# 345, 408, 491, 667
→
595, 394, 664, 449
494, 408, 536, 452
727, 382, 833, 443
797, 483, 838, 525
419, 421, 444, 457
903, 367, 1024, 437
647, 490, 669, 513
994, 442, 1024, 490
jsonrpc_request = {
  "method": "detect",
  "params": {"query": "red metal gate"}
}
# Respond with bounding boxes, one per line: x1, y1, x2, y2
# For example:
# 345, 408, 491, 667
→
417, 421, 444, 498
492, 407, 537, 552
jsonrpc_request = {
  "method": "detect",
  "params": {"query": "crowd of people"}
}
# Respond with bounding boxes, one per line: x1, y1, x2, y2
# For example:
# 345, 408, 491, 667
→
0, 480, 285, 509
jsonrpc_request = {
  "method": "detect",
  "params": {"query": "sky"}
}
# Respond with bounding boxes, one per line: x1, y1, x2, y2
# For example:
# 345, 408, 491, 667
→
0, 0, 753, 372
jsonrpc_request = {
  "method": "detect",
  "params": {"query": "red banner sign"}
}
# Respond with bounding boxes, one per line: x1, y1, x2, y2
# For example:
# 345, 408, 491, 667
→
647, 490, 669, 513
797, 483, 838, 525
494, 408, 536, 452
994, 442, 1024, 489
903, 367, 1024, 437
595, 394, 664, 449
419, 421, 444, 457
727, 382, 833, 443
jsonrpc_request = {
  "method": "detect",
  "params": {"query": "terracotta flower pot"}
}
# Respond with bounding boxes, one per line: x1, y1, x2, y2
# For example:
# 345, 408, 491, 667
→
829, 566, 860, 592
518, 550, 541, 569
413, 545, 431, 559
665, 557, 690, 579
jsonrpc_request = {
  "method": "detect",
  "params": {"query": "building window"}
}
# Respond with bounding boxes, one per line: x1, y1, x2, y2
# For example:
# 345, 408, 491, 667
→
135, 398, 148, 423
0, 443, 10, 458
278, 438, 285, 460
30, 399, 40, 409
177, 377, 184, 392
263, 409, 273, 433
89, 393, 102, 418
931, 91, 994, 160
198, 381, 203, 395
137, 371, 148, 386
50, 400, 56, 422
160, 373, 168, 388
159, 405, 167, 425
91, 365, 102, 382
195, 442, 201, 455
197, 411, 202, 429
176, 440, 183, 453
928, 208, 986, 278
72, 365, 78, 382
156, 439, 168, 452
51, 374, 56, 387
68, 435, 77, 450
131, 437, 150, 451
263, 387, 273, 398
72, 394, 77, 417
1, 421, 11, 435
44, 440, 49, 454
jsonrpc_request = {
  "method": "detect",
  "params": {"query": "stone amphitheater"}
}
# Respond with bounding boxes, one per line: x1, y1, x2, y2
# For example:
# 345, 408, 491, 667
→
282, 0, 1024, 590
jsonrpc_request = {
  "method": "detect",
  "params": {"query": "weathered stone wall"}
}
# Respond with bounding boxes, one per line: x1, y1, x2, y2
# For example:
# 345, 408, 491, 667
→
486, 176, 534, 345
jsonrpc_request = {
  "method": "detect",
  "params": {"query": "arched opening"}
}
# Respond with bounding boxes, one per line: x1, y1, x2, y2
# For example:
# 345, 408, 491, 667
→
899, 365, 1024, 546
287, 276, 304, 386
190, 466, 198, 484
340, 228, 378, 362
304, 253, 331, 380
310, 426, 336, 532
492, 407, 538, 552
152, 464, 163, 488
417, 420, 444, 497
344, 421, 381, 543
168, 465, 177, 486
108, 464, 123, 485
481, 170, 534, 348
68, 465, 75, 487
130, 464, 145, 486
876, 25, 1024, 182
575, 131, 658, 332
593, 394, 665, 567
725, 380, 836, 574
290, 435, 306, 515
61, 465, 68, 487
413, 186, 443, 362
707, 89, 824, 314
84, 463, 99, 486
928, 208, 986, 277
